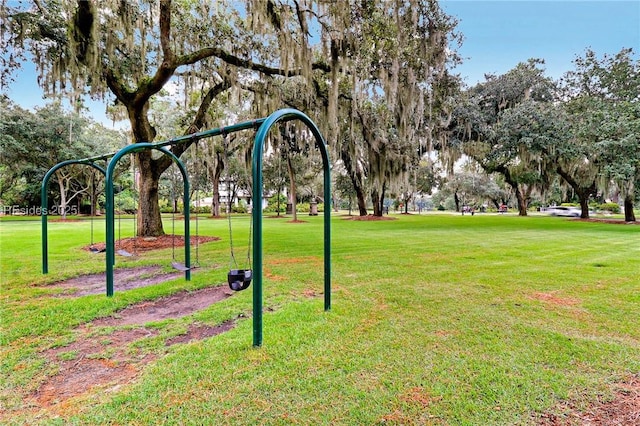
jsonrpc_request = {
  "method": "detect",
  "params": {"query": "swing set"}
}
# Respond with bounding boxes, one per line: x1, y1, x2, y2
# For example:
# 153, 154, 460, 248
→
41, 108, 331, 347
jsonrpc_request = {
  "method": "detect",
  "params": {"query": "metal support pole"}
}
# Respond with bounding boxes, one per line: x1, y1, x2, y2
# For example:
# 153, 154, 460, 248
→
323, 156, 332, 312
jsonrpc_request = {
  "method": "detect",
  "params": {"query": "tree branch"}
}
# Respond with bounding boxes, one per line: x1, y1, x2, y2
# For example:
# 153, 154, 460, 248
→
159, 0, 173, 62
104, 69, 134, 104
293, 0, 310, 37
177, 47, 330, 75
155, 80, 232, 171
128, 0, 177, 109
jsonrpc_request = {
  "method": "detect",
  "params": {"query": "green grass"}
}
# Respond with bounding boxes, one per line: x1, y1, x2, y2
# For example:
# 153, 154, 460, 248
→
1, 213, 639, 424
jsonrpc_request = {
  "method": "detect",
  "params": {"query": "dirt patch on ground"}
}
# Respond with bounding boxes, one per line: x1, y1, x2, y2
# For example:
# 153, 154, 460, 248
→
263, 267, 286, 282
92, 285, 233, 326
537, 375, 640, 425
165, 321, 235, 346
46, 266, 184, 296
343, 214, 397, 221
83, 234, 219, 254
531, 291, 581, 307
380, 386, 441, 423
31, 285, 236, 412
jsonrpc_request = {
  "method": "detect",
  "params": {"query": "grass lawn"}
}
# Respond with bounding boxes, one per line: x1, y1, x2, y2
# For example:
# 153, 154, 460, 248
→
1, 212, 639, 424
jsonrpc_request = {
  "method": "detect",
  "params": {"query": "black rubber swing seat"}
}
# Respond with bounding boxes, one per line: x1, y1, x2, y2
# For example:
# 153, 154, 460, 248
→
89, 246, 105, 253
171, 261, 191, 272
228, 269, 252, 291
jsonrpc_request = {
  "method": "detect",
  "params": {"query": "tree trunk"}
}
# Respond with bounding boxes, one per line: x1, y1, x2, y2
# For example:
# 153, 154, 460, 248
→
578, 196, 590, 219
454, 192, 460, 212
514, 187, 528, 216
371, 186, 385, 217
137, 153, 165, 236
497, 167, 528, 216
556, 165, 595, 219
287, 155, 298, 221
355, 186, 368, 216
56, 173, 68, 220
340, 144, 368, 216
516, 191, 528, 216
371, 188, 384, 217
624, 195, 636, 222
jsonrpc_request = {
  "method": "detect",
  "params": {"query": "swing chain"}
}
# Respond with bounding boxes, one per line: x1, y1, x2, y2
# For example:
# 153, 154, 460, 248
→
193, 140, 201, 268
246, 209, 252, 265
171, 185, 176, 261
223, 129, 253, 292
224, 132, 239, 270
89, 170, 95, 246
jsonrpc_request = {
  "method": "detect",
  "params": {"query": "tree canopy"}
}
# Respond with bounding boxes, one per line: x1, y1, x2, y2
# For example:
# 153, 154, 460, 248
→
1, 0, 462, 228
0, 98, 124, 213
1, 2, 637, 222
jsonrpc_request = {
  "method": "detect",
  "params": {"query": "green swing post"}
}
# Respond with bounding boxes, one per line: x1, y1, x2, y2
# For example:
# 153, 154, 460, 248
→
251, 108, 331, 347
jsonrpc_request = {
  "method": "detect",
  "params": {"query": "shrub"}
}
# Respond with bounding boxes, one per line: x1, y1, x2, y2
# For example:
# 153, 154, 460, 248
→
231, 203, 247, 214
263, 203, 286, 213
263, 194, 287, 213
598, 202, 621, 214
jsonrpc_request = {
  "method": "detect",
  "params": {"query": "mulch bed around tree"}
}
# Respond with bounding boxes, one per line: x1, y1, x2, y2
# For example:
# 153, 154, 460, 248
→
83, 234, 220, 254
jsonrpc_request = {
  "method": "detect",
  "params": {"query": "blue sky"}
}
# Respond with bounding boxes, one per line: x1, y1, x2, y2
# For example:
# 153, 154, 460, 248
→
4, 59, 124, 128
441, 0, 640, 85
3, 1, 639, 125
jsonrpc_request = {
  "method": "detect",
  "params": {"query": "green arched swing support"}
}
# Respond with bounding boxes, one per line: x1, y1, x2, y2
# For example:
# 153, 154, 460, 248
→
40, 149, 192, 284
41, 155, 110, 274
251, 109, 332, 346
42, 108, 331, 347
105, 146, 191, 295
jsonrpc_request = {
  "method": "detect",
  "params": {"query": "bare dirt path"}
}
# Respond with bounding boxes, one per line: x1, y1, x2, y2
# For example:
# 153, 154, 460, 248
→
49, 265, 184, 296
537, 376, 640, 424
29, 272, 237, 413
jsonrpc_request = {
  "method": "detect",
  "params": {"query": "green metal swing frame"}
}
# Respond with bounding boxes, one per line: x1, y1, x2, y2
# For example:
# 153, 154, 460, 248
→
42, 108, 331, 347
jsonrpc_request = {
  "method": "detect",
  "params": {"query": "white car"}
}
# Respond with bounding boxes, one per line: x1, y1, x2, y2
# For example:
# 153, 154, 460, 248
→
547, 206, 581, 217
